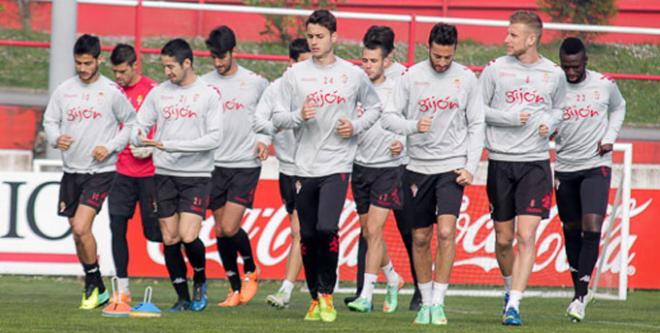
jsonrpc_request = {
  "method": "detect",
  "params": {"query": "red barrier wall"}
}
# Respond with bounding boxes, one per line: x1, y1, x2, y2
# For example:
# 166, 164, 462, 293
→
1, 0, 659, 44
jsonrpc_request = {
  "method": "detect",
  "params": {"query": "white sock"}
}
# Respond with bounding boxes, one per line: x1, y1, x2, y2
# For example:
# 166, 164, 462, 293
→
418, 281, 433, 306
381, 261, 399, 287
360, 273, 378, 303
503, 275, 512, 293
431, 282, 448, 306
279, 279, 294, 300
507, 290, 523, 310
117, 277, 129, 293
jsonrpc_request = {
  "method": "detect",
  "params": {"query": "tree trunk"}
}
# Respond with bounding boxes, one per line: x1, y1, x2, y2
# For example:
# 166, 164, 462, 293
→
17, 0, 31, 32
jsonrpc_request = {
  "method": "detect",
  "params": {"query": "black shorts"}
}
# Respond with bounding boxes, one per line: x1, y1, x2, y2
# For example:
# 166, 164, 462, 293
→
155, 175, 211, 218
351, 164, 403, 215
58, 172, 114, 217
209, 166, 261, 210
295, 173, 350, 239
279, 173, 296, 214
406, 169, 464, 229
487, 159, 553, 221
555, 166, 612, 223
108, 173, 162, 242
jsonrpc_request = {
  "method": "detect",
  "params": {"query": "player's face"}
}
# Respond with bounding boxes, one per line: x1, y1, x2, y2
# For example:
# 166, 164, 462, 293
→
74, 53, 101, 83
361, 48, 385, 82
306, 24, 336, 59
111, 62, 137, 87
428, 42, 455, 73
161, 55, 188, 85
561, 52, 587, 84
505, 23, 536, 57
212, 51, 233, 76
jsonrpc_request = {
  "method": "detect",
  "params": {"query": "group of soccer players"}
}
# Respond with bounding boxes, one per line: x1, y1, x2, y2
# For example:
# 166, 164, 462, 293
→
43, 7, 625, 327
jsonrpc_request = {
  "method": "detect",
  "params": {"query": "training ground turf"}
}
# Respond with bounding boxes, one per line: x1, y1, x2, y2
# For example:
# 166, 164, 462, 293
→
0, 275, 658, 333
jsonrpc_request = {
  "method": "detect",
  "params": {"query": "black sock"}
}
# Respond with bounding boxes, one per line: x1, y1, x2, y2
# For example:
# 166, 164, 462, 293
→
82, 261, 104, 292
576, 231, 601, 300
164, 243, 190, 301
110, 214, 129, 278
232, 229, 256, 274
300, 236, 319, 299
355, 232, 367, 295
563, 227, 582, 297
317, 231, 340, 295
183, 238, 206, 285
217, 237, 241, 291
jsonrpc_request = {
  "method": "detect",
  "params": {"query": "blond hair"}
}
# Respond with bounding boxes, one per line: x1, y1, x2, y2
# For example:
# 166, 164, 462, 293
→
509, 10, 543, 42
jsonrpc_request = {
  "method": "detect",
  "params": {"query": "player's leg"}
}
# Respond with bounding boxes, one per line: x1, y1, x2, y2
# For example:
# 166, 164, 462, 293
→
408, 171, 435, 325
295, 176, 322, 321
137, 176, 162, 243
108, 173, 139, 302
315, 173, 350, 322
179, 210, 207, 312
394, 167, 421, 311
345, 164, 369, 306
555, 170, 583, 300
429, 172, 464, 326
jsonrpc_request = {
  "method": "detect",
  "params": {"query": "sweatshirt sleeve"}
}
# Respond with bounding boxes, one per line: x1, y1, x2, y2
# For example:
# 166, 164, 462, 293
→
43, 87, 63, 148
272, 69, 304, 129
381, 73, 418, 135
464, 76, 486, 175
253, 83, 278, 137
131, 89, 158, 146
602, 80, 627, 144
541, 71, 567, 134
163, 90, 222, 152
351, 72, 382, 135
105, 89, 136, 153
480, 64, 522, 127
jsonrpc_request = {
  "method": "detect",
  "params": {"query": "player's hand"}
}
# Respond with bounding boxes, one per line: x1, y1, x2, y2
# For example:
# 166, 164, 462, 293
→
255, 141, 269, 160
301, 96, 317, 121
539, 124, 550, 137
454, 168, 473, 186
130, 145, 153, 159
138, 129, 164, 150
336, 117, 354, 138
92, 145, 110, 161
56, 134, 74, 151
598, 141, 614, 156
417, 116, 433, 133
520, 112, 531, 125
389, 140, 403, 156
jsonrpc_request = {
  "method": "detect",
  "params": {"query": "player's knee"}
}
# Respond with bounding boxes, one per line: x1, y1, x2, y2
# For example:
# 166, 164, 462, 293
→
180, 234, 197, 244
365, 226, 383, 243
220, 223, 239, 238
161, 233, 181, 245
70, 223, 91, 240
290, 228, 301, 242
412, 231, 431, 249
516, 231, 536, 249
437, 226, 455, 244
495, 235, 513, 250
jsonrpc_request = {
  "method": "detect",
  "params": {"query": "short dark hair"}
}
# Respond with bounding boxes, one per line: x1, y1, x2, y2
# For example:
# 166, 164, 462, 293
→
110, 43, 137, 66
306, 9, 336, 33
363, 25, 395, 56
560, 37, 586, 56
161, 38, 194, 66
428, 23, 458, 47
205, 26, 236, 57
289, 38, 310, 61
74, 34, 101, 58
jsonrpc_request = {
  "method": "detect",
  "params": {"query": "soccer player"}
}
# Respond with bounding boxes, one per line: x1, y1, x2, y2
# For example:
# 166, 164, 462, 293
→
271, 9, 382, 322
105, 43, 160, 306
555, 37, 626, 322
382, 23, 485, 326
345, 25, 421, 312
202, 26, 269, 307
345, 28, 406, 314
257, 38, 312, 309
479, 11, 566, 325
131, 38, 222, 312
43, 34, 136, 309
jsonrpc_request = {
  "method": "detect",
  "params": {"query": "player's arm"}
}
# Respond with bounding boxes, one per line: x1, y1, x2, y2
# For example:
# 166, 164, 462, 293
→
381, 74, 418, 135
162, 93, 222, 153
253, 83, 278, 137
463, 78, 486, 177
272, 70, 304, 129
599, 80, 627, 155
540, 71, 568, 136
104, 91, 137, 154
480, 65, 525, 127
130, 91, 157, 147
43, 88, 72, 151
350, 72, 383, 135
